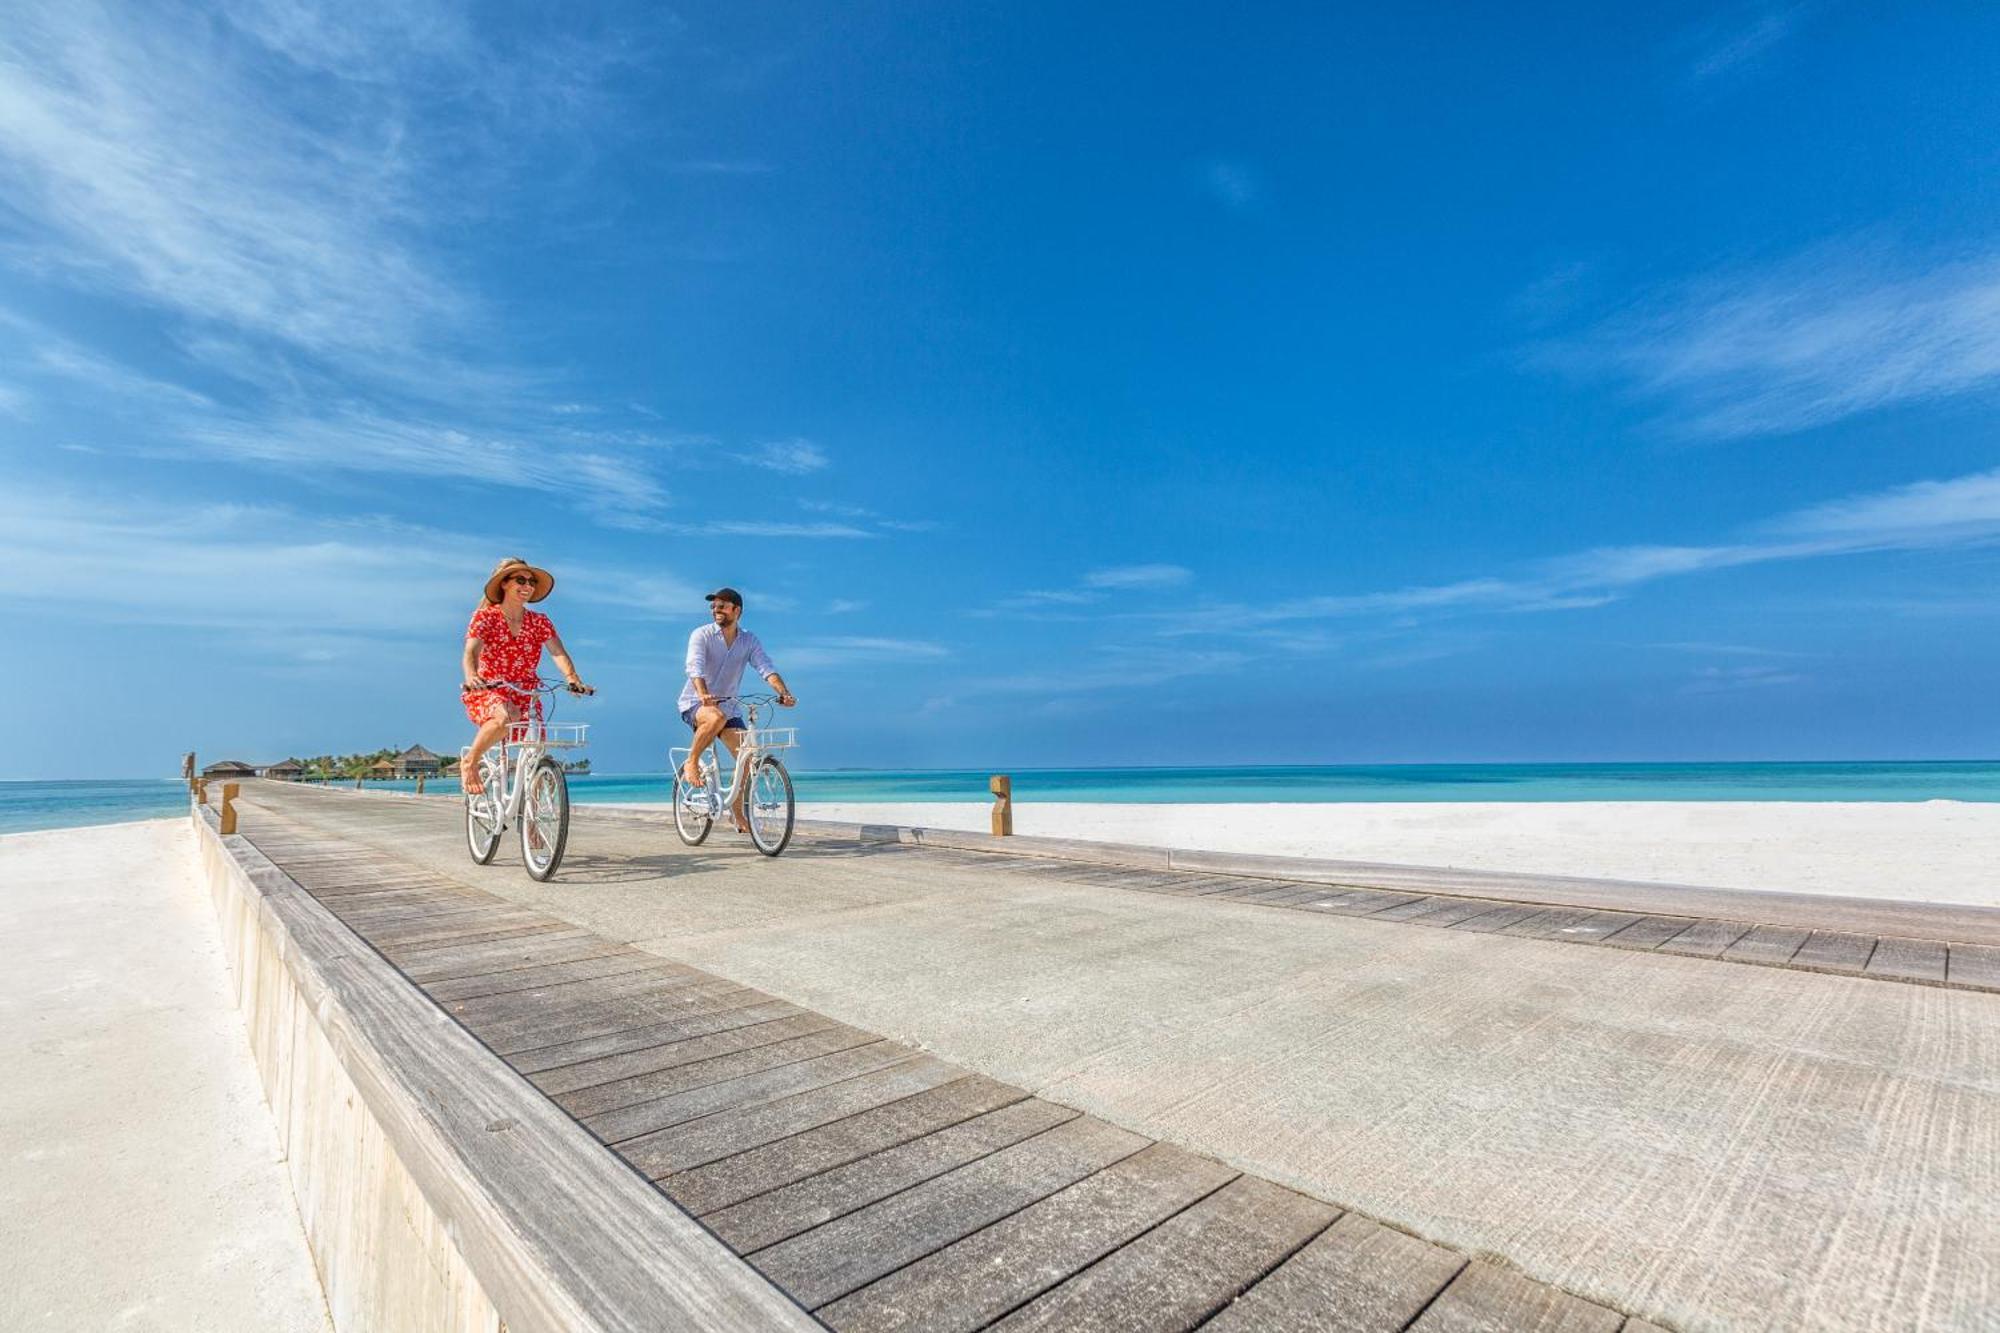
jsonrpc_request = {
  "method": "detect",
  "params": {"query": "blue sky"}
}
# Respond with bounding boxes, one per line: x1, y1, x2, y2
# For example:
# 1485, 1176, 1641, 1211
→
5, 2, 2000, 778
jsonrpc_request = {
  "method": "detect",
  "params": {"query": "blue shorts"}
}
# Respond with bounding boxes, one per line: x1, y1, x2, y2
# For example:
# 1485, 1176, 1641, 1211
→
680, 705, 745, 730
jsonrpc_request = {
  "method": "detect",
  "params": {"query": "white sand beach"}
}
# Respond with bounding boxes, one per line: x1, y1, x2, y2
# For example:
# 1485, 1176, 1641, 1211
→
0, 821, 329, 1331
792, 800, 2000, 907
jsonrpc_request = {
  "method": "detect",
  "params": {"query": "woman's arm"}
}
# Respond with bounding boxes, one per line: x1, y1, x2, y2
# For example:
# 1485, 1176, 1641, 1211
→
548, 634, 593, 693
462, 633, 485, 689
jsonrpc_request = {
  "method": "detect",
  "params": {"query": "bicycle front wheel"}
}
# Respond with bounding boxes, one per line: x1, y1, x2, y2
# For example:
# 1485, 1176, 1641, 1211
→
464, 751, 504, 865
521, 758, 569, 881
673, 771, 713, 846
747, 756, 795, 857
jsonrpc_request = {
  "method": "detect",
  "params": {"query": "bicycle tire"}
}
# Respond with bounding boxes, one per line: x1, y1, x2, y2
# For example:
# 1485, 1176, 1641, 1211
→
521, 759, 569, 881
747, 756, 795, 857
464, 751, 504, 865
673, 770, 713, 846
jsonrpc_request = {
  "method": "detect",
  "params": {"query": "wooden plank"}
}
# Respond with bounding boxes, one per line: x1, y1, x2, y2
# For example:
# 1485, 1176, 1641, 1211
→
532, 1012, 837, 1097
1497, 907, 1590, 938
700, 1098, 1081, 1252
589, 1042, 917, 1145
748, 1116, 1150, 1311
1545, 910, 1645, 943
1598, 916, 1695, 950
625, 1056, 973, 1178
1407, 1259, 1622, 1332
508, 997, 804, 1075
484, 980, 762, 1056
1946, 943, 2000, 990
558, 1024, 878, 1120
667, 1075, 1032, 1218
1653, 918, 1754, 960
1204, 1211, 1464, 1332
1447, 904, 1543, 934
427, 952, 683, 1003
1790, 931, 1876, 975
1294, 889, 1421, 916
375, 918, 577, 954
399, 931, 617, 983
1364, 895, 1457, 922
1720, 925, 1810, 966
989, 1176, 1337, 1333
818, 1142, 1239, 1333
446, 965, 717, 1026
1864, 936, 1948, 984
1405, 899, 1513, 928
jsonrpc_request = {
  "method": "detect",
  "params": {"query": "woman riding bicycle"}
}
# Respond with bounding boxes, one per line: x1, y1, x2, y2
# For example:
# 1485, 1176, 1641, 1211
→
460, 557, 592, 795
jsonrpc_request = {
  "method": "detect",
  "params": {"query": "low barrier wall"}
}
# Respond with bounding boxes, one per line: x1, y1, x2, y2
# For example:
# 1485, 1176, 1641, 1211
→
189, 802, 815, 1333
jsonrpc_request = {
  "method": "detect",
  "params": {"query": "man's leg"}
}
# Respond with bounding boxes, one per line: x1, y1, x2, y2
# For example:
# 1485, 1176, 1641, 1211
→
683, 705, 730, 786
720, 727, 749, 830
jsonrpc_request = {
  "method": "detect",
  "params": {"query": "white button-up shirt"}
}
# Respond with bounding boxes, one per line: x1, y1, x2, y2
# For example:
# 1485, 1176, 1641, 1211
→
678, 623, 777, 714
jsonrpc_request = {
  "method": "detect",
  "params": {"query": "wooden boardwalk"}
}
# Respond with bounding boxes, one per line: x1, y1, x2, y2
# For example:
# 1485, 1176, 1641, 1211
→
896, 847, 2000, 993
237, 800, 1664, 1332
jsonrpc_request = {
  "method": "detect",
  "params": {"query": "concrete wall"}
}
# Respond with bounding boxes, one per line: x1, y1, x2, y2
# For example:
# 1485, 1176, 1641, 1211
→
189, 803, 817, 1333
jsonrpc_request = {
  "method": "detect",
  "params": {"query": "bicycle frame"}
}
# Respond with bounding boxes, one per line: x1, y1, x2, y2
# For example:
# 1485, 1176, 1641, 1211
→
464, 683, 588, 830
670, 696, 795, 817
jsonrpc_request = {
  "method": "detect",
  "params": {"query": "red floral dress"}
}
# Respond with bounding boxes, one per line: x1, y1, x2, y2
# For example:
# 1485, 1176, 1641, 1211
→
463, 607, 556, 725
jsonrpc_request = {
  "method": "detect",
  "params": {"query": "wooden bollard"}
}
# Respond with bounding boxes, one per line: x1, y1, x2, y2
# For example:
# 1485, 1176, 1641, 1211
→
989, 774, 1013, 837
415, 773, 426, 795
220, 783, 240, 835
194, 777, 208, 805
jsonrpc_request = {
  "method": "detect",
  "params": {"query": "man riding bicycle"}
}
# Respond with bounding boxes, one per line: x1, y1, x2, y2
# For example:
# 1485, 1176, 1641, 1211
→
680, 587, 795, 830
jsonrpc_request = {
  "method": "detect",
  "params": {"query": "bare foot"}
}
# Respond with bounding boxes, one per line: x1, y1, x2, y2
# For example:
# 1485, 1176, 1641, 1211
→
680, 764, 704, 788
731, 807, 750, 833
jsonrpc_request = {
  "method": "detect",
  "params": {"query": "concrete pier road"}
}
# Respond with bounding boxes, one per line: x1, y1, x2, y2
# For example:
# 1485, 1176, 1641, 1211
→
237, 783, 2000, 1332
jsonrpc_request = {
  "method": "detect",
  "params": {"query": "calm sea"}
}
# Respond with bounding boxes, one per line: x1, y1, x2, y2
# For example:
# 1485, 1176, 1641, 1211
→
10, 762, 2000, 835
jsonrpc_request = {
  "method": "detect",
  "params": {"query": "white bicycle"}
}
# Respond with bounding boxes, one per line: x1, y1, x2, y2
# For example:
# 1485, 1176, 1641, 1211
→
670, 693, 797, 856
463, 678, 591, 881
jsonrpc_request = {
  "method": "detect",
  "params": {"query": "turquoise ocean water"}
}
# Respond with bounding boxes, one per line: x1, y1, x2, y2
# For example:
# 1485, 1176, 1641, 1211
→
12, 762, 2000, 835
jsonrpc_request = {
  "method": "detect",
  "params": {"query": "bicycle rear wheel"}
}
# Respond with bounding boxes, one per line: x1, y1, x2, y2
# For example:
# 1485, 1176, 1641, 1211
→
521, 758, 569, 881
464, 750, 504, 864
673, 770, 713, 846
747, 756, 795, 857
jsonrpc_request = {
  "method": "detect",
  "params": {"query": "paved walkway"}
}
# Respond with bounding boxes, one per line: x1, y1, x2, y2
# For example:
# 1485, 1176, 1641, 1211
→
240, 784, 2000, 1331
0, 820, 330, 1332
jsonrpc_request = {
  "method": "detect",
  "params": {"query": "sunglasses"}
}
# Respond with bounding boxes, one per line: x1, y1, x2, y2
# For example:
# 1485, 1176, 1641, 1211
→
506, 574, 537, 585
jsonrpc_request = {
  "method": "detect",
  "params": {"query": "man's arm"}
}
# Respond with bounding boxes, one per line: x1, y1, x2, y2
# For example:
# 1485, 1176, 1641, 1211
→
686, 628, 715, 705
747, 637, 795, 706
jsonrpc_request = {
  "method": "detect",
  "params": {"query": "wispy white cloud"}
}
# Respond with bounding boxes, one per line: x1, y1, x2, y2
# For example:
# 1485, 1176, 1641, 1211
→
1155, 465, 2000, 634
1083, 563, 1192, 590
664, 159, 773, 176
1686, 7, 1803, 82
741, 438, 830, 474
1681, 664, 1806, 695
783, 636, 952, 670
1551, 242, 2000, 438
827, 599, 869, 614
1198, 159, 1262, 212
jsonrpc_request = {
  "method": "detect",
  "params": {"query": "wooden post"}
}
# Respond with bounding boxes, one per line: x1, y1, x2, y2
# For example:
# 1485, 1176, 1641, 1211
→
415, 773, 426, 795
355, 774, 364, 790
219, 782, 240, 835
194, 777, 209, 805
182, 751, 196, 792
989, 774, 1013, 837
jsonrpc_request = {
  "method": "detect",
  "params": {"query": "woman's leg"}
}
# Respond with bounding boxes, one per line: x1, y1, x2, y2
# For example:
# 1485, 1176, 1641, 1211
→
462, 702, 518, 794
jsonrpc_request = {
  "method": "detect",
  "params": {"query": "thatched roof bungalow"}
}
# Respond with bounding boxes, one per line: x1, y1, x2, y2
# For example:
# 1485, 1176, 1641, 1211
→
395, 744, 443, 777
262, 758, 305, 780
202, 759, 258, 778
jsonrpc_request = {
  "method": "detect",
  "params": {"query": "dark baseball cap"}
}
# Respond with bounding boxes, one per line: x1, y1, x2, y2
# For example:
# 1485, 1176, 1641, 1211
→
706, 587, 743, 606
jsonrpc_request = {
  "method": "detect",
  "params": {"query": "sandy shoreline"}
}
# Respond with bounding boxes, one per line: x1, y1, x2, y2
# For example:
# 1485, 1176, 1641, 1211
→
734, 799, 2000, 907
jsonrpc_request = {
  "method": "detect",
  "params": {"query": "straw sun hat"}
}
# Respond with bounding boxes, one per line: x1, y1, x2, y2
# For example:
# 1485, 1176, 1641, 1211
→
483, 557, 554, 605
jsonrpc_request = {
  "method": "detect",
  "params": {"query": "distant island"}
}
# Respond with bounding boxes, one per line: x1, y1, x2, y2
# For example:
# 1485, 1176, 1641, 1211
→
201, 745, 589, 782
